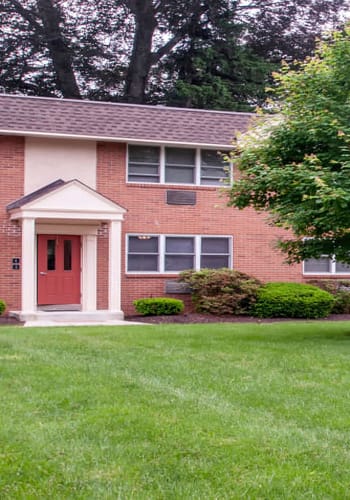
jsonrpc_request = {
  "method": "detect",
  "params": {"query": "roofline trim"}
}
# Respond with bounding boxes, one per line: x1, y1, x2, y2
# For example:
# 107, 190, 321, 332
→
0, 129, 234, 149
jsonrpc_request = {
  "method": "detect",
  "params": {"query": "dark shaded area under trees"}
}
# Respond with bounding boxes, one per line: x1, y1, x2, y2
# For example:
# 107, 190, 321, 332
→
0, 0, 348, 110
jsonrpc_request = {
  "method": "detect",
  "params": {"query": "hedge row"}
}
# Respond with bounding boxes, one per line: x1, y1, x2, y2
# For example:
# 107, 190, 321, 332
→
133, 269, 341, 319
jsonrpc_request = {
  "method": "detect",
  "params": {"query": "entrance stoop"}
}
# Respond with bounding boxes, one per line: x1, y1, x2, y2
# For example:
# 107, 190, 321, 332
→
9, 310, 143, 327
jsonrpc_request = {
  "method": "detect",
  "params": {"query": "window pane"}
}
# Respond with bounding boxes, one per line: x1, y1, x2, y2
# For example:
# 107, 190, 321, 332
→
128, 164, 159, 175
128, 255, 158, 272
166, 237, 194, 253
129, 145, 159, 163
128, 174, 159, 183
201, 255, 229, 269
165, 166, 194, 184
304, 258, 331, 273
165, 255, 194, 271
64, 240, 72, 271
201, 166, 227, 179
129, 236, 158, 253
201, 150, 225, 167
128, 146, 160, 183
202, 238, 229, 254
47, 239, 56, 270
336, 261, 350, 273
166, 148, 195, 165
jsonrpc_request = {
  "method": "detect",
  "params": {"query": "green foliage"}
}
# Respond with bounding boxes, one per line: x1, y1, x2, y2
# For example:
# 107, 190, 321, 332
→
133, 297, 184, 316
228, 27, 350, 263
0, 299, 6, 315
179, 268, 261, 315
253, 282, 334, 319
307, 279, 350, 314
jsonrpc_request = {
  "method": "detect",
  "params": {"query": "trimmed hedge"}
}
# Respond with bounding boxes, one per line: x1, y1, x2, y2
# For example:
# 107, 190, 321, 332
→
179, 268, 261, 315
0, 299, 5, 315
253, 282, 334, 319
133, 297, 184, 316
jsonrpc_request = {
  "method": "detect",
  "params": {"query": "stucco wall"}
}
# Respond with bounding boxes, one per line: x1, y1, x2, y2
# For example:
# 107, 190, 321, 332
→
25, 137, 97, 193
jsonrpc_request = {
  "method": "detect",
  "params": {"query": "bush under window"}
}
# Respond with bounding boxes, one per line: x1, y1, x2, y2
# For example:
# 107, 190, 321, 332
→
253, 282, 334, 319
178, 268, 261, 315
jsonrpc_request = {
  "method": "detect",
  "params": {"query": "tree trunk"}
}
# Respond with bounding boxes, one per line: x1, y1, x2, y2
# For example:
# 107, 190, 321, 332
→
37, 0, 81, 99
124, 0, 157, 104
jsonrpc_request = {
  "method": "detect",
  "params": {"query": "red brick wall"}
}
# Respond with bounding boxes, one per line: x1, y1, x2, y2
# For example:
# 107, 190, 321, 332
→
0, 136, 24, 311
0, 137, 340, 316
96, 141, 305, 315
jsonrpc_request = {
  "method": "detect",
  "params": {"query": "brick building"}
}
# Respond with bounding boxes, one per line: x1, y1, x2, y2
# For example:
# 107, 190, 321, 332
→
0, 94, 340, 324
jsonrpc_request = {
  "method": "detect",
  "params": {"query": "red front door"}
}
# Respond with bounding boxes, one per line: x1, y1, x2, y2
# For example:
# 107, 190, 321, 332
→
37, 235, 81, 305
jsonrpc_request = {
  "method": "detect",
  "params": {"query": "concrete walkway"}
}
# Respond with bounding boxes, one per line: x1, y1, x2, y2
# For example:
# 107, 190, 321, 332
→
24, 319, 145, 327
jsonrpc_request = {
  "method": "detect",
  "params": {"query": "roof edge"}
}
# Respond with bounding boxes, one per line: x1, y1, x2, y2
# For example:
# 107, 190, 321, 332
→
0, 129, 234, 149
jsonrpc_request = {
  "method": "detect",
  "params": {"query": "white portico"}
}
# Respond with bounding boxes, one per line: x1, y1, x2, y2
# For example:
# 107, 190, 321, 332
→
7, 179, 126, 325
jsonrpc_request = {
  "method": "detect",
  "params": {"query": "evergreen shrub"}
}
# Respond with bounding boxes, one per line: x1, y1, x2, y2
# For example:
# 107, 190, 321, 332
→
133, 297, 184, 316
253, 282, 334, 318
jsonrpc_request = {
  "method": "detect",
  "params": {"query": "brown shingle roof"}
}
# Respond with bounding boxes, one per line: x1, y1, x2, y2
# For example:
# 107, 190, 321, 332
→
0, 94, 253, 147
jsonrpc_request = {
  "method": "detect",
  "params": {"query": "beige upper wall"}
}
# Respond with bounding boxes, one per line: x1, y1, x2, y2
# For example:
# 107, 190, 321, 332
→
24, 137, 97, 194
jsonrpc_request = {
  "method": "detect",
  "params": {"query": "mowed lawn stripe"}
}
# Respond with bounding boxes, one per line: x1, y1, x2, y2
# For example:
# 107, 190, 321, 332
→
1, 322, 350, 498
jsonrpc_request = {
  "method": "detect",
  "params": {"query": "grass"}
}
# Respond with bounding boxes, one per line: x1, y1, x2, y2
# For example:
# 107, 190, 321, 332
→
1, 321, 350, 499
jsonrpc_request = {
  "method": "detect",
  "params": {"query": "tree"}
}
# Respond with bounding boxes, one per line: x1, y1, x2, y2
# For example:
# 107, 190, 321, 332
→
227, 26, 350, 263
0, 0, 348, 106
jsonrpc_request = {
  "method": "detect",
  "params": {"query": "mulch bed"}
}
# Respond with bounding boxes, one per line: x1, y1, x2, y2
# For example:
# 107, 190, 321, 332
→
1, 313, 350, 326
125, 313, 350, 324
0, 316, 24, 325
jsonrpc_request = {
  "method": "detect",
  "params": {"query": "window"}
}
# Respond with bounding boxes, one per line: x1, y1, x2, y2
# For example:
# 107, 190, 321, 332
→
201, 150, 228, 186
165, 148, 195, 184
201, 237, 230, 268
127, 236, 159, 271
165, 237, 195, 271
127, 235, 232, 273
128, 145, 231, 186
304, 256, 350, 274
128, 145, 160, 183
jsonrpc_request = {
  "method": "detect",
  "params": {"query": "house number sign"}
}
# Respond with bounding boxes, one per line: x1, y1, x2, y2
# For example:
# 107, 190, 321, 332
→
12, 257, 20, 270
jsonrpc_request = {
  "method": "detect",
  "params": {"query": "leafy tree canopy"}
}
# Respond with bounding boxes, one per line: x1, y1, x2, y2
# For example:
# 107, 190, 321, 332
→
228, 26, 350, 263
0, 0, 348, 109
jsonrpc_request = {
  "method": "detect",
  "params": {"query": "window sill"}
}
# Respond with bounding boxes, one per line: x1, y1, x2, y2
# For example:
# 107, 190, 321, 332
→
126, 182, 229, 191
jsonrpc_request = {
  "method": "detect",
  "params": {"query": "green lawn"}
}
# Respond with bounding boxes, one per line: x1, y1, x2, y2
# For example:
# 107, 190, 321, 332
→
1, 322, 350, 499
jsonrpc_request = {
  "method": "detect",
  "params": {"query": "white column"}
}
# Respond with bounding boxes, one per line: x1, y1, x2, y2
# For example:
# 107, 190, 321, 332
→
21, 217, 36, 312
82, 234, 97, 311
108, 220, 122, 312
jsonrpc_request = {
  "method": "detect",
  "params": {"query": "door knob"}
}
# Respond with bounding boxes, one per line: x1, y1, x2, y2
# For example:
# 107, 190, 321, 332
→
39, 272, 47, 275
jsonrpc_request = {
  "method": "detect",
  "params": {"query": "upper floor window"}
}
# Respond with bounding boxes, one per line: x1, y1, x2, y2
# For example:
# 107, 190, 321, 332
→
127, 145, 230, 186
127, 234, 232, 273
303, 256, 350, 274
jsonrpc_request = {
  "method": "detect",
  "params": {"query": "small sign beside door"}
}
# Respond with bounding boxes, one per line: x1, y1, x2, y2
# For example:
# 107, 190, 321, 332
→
12, 257, 20, 270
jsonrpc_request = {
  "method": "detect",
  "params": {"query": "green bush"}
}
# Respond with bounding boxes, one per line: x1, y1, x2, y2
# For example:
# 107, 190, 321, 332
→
178, 268, 261, 315
307, 279, 350, 314
0, 299, 5, 315
133, 297, 184, 316
253, 282, 334, 319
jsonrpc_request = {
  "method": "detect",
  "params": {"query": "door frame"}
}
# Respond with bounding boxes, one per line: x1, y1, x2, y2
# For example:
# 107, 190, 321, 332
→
37, 234, 81, 306
36, 223, 99, 311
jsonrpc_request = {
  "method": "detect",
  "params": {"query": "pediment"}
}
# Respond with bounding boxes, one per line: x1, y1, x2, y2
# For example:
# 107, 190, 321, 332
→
7, 179, 126, 221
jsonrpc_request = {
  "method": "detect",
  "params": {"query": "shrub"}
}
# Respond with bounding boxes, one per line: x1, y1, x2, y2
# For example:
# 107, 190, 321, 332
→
0, 299, 5, 315
178, 268, 261, 315
253, 282, 334, 319
307, 279, 350, 314
133, 297, 184, 316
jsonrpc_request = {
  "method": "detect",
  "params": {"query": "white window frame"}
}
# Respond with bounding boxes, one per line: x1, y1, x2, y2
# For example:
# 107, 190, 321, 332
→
303, 255, 350, 275
127, 145, 232, 187
126, 234, 232, 274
